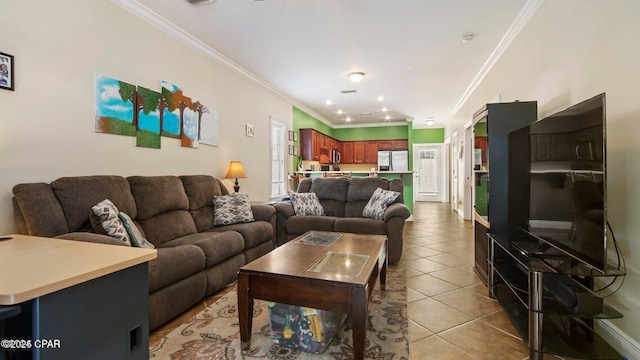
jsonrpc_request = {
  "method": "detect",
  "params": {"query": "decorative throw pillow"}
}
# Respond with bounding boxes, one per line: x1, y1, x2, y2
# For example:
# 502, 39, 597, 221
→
289, 191, 325, 216
90, 199, 132, 246
118, 212, 155, 249
362, 187, 400, 220
213, 193, 255, 226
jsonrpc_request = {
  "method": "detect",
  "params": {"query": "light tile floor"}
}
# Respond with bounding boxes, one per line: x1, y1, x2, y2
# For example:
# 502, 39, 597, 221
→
151, 202, 555, 359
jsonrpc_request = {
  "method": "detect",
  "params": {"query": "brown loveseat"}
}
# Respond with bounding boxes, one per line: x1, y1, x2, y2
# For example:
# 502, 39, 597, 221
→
12, 175, 275, 330
273, 177, 410, 263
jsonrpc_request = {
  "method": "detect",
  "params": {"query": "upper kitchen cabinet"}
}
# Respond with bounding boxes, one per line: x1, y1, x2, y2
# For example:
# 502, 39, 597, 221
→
378, 140, 408, 151
364, 141, 379, 164
341, 142, 354, 163
300, 128, 338, 163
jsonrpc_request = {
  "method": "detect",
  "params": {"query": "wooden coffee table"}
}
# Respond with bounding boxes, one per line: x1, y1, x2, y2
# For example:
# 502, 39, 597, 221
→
237, 231, 387, 360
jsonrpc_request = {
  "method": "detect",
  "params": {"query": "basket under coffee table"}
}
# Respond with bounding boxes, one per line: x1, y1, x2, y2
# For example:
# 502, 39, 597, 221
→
237, 231, 388, 360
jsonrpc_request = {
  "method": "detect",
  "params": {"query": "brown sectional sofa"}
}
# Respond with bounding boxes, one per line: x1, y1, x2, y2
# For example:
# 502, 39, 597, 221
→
12, 175, 275, 330
273, 177, 410, 263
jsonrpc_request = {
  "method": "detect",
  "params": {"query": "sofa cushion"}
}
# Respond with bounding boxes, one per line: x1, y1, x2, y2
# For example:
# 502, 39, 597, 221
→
51, 176, 137, 232
213, 193, 255, 226
90, 199, 132, 246
118, 212, 155, 249
148, 245, 205, 292
12, 183, 69, 237
286, 216, 336, 235
310, 177, 349, 201
362, 188, 401, 220
180, 175, 223, 210
289, 192, 325, 216
128, 176, 189, 220
334, 217, 386, 235
136, 210, 197, 246
212, 220, 274, 249
159, 231, 244, 268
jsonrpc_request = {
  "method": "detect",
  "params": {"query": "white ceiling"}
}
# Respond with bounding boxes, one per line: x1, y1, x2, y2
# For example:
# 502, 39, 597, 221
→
131, 0, 534, 129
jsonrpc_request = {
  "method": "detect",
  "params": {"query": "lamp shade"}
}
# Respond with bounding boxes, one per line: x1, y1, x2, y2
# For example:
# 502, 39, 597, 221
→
225, 161, 247, 179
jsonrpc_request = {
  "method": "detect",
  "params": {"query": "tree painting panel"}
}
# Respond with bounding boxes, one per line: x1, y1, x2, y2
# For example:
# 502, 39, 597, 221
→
136, 86, 161, 149
180, 95, 199, 148
199, 105, 219, 147
95, 75, 136, 136
161, 80, 182, 138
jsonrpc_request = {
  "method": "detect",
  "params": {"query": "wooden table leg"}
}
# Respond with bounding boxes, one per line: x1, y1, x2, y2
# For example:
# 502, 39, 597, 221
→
237, 272, 253, 351
351, 286, 368, 360
380, 259, 387, 291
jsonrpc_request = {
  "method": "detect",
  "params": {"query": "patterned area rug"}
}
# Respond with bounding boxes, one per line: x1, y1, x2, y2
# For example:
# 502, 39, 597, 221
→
150, 267, 409, 359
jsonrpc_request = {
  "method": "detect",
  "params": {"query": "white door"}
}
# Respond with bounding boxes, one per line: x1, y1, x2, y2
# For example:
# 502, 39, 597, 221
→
413, 144, 444, 202
451, 132, 459, 212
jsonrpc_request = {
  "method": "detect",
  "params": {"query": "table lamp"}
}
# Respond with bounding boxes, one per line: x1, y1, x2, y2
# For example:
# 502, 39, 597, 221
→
225, 161, 247, 192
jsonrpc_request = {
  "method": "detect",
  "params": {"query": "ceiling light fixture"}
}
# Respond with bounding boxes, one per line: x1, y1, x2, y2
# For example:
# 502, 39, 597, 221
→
385, 115, 391, 121
377, 95, 385, 102
425, 118, 435, 126
346, 116, 352, 122
381, 107, 388, 112
337, 109, 343, 115
186, 0, 216, 4
325, 99, 333, 105
461, 33, 474, 43
347, 72, 365, 83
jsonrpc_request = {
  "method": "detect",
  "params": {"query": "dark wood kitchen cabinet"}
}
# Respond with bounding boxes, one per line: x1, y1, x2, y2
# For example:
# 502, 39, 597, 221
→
364, 141, 378, 164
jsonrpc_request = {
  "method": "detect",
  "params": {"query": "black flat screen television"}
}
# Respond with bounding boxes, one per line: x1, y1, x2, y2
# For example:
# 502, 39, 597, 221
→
508, 93, 607, 272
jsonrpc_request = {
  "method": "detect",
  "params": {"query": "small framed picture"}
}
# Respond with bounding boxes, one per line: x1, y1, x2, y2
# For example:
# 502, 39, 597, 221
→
0, 52, 14, 91
288, 130, 294, 141
293, 132, 298, 142
288, 145, 294, 155
293, 146, 299, 156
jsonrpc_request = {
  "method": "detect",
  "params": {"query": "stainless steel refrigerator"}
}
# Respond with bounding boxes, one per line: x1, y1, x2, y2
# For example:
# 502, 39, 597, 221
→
377, 150, 408, 171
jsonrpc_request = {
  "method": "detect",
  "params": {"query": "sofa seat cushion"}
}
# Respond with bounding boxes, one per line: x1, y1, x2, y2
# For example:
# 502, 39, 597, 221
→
211, 220, 274, 249
159, 231, 244, 267
286, 216, 336, 236
148, 245, 205, 292
334, 217, 386, 235
136, 210, 197, 246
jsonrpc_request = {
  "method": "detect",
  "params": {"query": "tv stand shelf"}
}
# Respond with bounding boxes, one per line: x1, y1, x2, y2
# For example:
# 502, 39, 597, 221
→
489, 234, 624, 360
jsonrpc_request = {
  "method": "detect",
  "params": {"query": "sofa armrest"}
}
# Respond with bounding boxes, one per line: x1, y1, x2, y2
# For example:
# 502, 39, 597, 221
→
55, 232, 130, 247
273, 201, 295, 218
383, 203, 411, 222
251, 204, 276, 222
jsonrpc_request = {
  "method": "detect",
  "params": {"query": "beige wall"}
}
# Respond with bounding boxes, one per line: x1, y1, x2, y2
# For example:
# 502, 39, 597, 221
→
448, 0, 640, 351
0, 0, 293, 234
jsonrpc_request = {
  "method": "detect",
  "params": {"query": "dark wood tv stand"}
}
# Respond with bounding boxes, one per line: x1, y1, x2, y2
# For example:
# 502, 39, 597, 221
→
488, 232, 625, 360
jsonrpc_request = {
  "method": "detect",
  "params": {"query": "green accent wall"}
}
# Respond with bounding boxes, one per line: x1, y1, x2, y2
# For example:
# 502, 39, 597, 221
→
474, 122, 487, 136
293, 107, 333, 136
413, 128, 445, 143
333, 126, 408, 141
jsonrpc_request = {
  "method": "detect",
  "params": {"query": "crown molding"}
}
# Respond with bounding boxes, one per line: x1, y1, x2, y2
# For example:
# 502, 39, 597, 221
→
449, 0, 544, 120
110, 0, 331, 126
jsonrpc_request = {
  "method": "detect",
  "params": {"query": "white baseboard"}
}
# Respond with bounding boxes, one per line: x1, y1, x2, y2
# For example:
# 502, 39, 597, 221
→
598, 319, 640, 360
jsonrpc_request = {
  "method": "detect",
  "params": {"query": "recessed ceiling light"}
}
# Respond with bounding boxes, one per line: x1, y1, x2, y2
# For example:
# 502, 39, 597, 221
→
360, 112, 371, 116
337, 109, 343, 115
377, 96, 385, 102
381, 107, 388, 112
347, 72, 365, 83
346, 116, 352, 122
385, 115, 391, 120
325, 99, 333, 105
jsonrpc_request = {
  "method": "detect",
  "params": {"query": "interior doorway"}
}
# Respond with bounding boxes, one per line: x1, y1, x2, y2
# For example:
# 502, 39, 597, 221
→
413, 144, 444, 202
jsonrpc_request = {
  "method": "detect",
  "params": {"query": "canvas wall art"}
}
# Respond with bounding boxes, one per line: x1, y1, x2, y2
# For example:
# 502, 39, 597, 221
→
199, 105, 219, 147
95, 75, 136, 136
136, 86, 161, 149
161, 80, 182, 139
